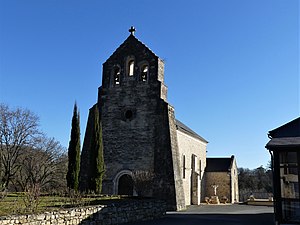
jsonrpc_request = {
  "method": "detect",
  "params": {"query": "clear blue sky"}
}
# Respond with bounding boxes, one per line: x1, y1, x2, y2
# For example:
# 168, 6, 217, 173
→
0, 0, 299, 169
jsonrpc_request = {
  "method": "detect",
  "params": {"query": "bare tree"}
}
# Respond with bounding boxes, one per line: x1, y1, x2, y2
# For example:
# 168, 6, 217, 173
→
0, 104, 40, 188
15, 136, 67, 192
132, 170, 155, 197
51, 153, 68, 192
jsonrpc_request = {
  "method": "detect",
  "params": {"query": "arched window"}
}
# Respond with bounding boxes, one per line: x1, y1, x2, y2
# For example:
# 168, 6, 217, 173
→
128, 60, 134, 76
141, 65, 148, 81
113, 66, 120, 85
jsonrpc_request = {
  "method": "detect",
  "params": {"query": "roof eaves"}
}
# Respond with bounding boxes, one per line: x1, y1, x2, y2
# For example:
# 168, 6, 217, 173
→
175, 119, 208, 143
266, 137, 300, 149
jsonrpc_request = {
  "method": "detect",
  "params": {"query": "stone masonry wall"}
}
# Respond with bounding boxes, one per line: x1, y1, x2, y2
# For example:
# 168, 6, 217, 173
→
79, 104, 98, 192
176, 130, 207, 205
99, 35, 166, 195
0, 200, 166, 225
204, 158, 239, 203
205, 172, 230, 201
166, 105, 186, 211
80, 34, 188, 210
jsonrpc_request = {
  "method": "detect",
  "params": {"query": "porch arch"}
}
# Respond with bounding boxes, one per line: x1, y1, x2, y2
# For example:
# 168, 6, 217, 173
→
113, 170, 134, 195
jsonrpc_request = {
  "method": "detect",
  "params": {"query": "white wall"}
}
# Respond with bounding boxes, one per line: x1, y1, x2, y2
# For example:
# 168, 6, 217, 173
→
230, 158, 239, 202
176, 130, 207, 206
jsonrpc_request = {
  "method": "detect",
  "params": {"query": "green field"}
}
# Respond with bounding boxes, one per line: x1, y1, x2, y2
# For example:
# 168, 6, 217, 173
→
0, 193, 123, 216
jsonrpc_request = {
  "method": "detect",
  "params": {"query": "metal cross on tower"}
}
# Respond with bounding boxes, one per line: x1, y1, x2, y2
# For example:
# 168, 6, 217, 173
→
129, 26, 136, 36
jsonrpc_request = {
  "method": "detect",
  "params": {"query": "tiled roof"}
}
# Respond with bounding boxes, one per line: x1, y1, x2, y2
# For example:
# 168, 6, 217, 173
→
268, 117, 300, 138
175, 119, 208, 143
266, 137, 300, 149
205, 157, 234, 172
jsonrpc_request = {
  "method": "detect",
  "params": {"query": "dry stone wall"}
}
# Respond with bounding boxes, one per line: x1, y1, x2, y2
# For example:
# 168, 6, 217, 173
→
0, 199, 166, 225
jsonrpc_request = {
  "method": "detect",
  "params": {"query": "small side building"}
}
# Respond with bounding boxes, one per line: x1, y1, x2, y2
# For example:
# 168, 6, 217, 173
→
266, 117, 300, 225
204, 156, 239, 203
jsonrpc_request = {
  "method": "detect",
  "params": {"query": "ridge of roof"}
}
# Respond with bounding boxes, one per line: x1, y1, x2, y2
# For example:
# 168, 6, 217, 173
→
206, 157, 234, 161
104, 34, 159, 64
175, 119, 208, 143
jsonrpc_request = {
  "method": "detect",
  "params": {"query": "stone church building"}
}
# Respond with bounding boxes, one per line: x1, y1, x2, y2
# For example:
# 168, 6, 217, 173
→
79, 28, 238, 210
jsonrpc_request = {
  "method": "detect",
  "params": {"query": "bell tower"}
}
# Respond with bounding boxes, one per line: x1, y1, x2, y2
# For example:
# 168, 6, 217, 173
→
100, 26, 167, 101
80, 28, 185, 210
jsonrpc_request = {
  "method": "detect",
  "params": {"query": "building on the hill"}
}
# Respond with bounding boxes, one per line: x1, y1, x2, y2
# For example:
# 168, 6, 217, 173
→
204, 156, 239, 203
266, 117, 300, 225
79, 27, 238, 210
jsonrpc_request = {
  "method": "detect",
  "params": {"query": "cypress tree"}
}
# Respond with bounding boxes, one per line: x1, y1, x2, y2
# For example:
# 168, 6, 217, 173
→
66, 103, 81, 191
89, 105, 105, 194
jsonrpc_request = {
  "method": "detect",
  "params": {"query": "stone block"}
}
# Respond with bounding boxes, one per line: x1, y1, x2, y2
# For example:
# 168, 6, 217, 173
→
36, 214, 45, 220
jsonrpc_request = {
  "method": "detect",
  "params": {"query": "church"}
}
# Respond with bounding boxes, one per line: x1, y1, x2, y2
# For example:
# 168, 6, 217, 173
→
79, 27, 238, 210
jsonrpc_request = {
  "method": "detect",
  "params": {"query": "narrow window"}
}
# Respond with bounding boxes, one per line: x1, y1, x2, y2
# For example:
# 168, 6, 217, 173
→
114, 67, 120, 85
199, 159, 202, 180
183, 155, 186, 179
199, 160, 202, 174
141, 65, 148, 81
128, 60, 134, 76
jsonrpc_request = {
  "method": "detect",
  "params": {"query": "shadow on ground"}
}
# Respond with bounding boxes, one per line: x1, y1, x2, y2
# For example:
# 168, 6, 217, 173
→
125, 213, 275, 225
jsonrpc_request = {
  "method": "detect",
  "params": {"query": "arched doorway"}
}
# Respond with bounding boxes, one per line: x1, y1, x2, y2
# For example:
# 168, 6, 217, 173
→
118, 174, 133, 195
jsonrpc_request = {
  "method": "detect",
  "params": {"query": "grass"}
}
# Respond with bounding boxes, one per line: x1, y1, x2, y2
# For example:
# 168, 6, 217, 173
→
0, 193, 124, 216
